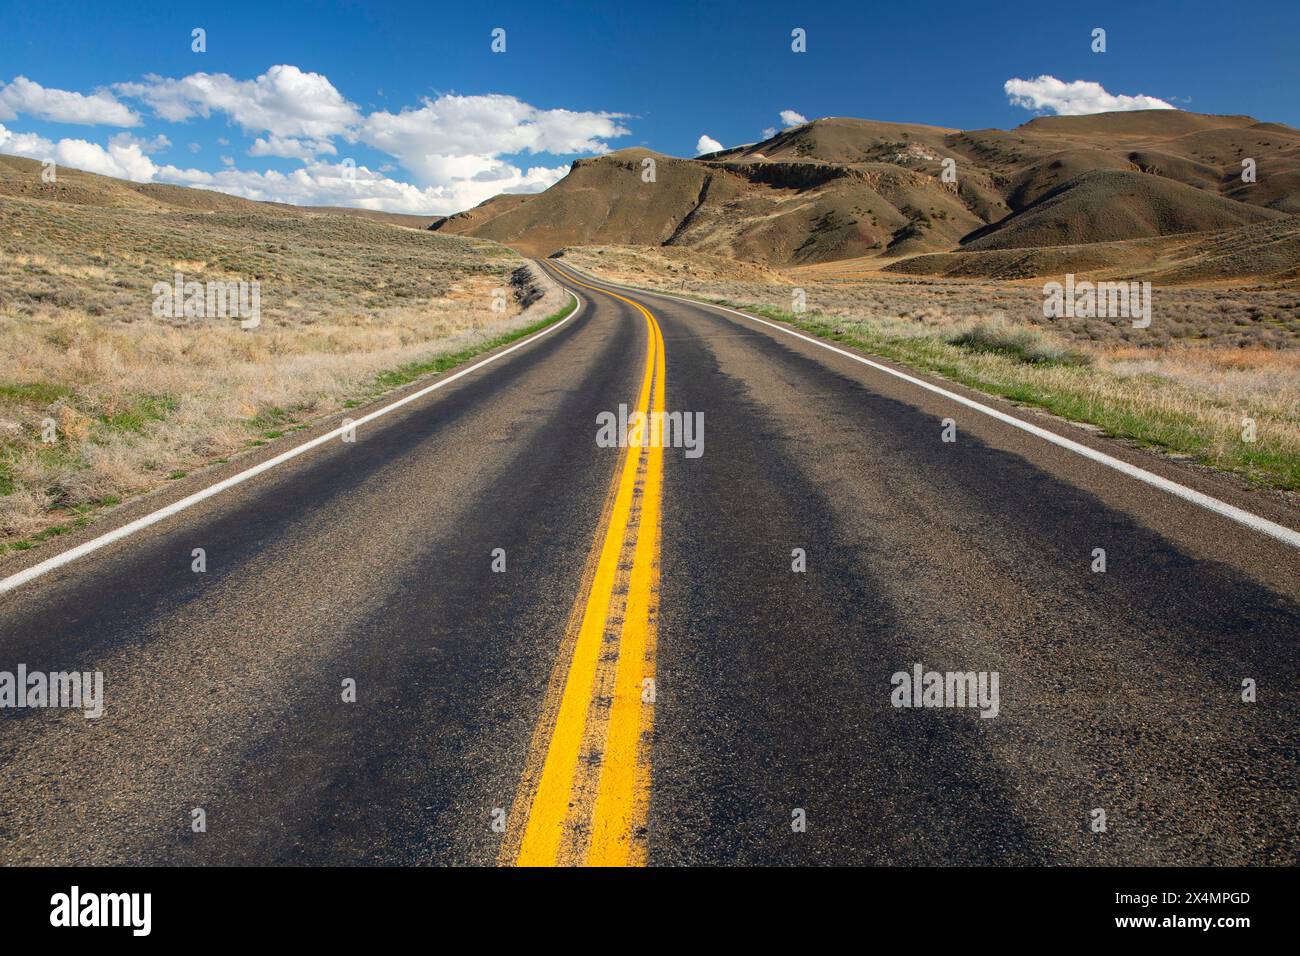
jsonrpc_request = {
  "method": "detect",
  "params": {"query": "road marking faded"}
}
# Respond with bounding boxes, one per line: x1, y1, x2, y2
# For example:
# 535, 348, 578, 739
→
507, 274, 664, 867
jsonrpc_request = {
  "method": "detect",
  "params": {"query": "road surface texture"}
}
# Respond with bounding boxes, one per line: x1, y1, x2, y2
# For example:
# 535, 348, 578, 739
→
0, 259, 1295, 866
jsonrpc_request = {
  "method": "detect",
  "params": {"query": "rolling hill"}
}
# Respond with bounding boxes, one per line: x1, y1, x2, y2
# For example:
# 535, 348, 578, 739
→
960, 169, 1283, 251
430, 110, 1300, 282
0, 154, 438, 228
7, 108, 1297, 284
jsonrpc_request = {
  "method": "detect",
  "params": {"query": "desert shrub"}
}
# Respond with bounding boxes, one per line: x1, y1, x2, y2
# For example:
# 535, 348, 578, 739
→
948, 318, 1093, 366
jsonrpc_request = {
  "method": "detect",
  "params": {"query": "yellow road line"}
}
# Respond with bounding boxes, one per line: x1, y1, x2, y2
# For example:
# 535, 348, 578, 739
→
588, 313, 663, 866
508, 269, 665, 867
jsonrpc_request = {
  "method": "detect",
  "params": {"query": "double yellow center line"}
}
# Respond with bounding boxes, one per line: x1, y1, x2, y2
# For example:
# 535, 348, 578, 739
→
501, 271, 665, 867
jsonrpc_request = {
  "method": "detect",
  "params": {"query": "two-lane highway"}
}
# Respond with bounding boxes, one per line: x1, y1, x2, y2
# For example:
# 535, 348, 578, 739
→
0, 258, 1295, 865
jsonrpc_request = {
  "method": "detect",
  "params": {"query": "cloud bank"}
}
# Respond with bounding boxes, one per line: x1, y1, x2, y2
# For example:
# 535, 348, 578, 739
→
1004, 76, 1175, 115
0, 65, 631, 214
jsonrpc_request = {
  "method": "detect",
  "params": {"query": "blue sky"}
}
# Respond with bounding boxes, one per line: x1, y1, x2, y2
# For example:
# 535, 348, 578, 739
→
1, 0, 1297, 214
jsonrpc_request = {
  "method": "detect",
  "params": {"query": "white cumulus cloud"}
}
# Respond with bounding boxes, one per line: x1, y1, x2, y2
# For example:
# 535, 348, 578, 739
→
0, 124, 155, 179
355, 93, 627, 207
779, 109, 807, 128
248, 133, 337, 160
56, 138, 158, 180
695, 134, 724, 155
152, 158, 569, 215
1, 65, 631, 215
115, 65, 362, 138
359, 94, 628, 180
1004, 76, 1176, 116
0, 76, 139, 126
0, 122, 54, 158
109, 132, 171, 153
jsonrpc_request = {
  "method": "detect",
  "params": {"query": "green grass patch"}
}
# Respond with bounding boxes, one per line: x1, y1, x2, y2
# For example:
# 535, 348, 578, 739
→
251, 406, 293, 430
689, 298, 1300, 492
0, 513, 94, 556
0, 382, 73, 406
97, 395, 176, 434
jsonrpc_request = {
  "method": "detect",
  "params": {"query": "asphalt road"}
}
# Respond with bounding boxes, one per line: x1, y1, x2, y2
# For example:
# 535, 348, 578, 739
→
0, 259, 1296, 866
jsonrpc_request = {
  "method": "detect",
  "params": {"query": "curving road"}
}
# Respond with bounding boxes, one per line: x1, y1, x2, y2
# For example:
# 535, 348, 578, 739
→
0, 258, 1296, 866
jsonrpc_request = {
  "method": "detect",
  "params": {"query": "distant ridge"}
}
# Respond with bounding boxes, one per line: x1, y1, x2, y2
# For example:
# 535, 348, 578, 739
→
428, 110, 1300, 282
5, 107, 1297, 284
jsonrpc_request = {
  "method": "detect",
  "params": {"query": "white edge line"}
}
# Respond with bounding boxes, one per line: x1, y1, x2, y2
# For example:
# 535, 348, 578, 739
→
550, 261, 1300, 551
0, 289, 584, 595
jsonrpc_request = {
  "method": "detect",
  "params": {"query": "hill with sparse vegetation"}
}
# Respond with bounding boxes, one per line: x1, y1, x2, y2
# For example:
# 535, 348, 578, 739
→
431, 110, 1300, 283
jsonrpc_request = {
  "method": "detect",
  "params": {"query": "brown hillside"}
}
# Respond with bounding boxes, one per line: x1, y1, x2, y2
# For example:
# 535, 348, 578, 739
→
962, 169, 1283, 251
433, 110, 1299, 277
887, 214, 1300, 285
10, 108, 1293, 279
0, 155, 438, 227
267, 204, 441, 229
432, 149, 731, 257
431, 192, 536, 234
0, 155, 292, 215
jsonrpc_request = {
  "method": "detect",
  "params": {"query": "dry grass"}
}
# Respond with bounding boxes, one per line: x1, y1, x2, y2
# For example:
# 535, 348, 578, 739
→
0, 193, 541, 552
561, 244, 1300, 495
569, 245, 1300, 347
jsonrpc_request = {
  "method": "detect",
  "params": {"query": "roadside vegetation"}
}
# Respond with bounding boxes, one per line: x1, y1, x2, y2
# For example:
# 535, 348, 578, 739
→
563, 245, 1300, 495
0, 191, 568, 556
